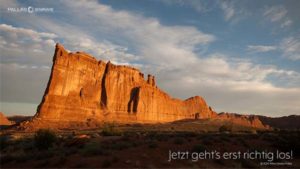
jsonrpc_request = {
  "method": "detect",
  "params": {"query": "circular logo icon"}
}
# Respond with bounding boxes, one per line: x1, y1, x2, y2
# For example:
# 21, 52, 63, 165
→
28, 6, 34, 13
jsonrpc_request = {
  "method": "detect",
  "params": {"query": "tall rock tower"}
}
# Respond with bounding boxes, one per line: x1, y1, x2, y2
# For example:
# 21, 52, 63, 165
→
31, 44, 216, 127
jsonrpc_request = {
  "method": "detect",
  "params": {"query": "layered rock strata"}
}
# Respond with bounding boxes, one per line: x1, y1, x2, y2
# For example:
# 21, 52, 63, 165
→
33, 44, 216, 125
216, 112, 269, 129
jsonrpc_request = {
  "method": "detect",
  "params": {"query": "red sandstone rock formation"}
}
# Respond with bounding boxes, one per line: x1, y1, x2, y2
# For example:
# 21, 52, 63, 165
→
0, 112, 12, 125
20, 44, 270, 130
216, 112, 269, 129
29, 44, 216, 127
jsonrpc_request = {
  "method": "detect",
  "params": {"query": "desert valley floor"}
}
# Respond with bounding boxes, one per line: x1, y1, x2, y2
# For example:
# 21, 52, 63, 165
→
1, 119, 299, 168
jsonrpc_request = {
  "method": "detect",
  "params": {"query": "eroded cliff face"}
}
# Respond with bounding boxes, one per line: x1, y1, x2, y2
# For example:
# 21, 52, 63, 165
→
32, 44, 216, 126
216, 113, 269, 129
35, 44, 105, 122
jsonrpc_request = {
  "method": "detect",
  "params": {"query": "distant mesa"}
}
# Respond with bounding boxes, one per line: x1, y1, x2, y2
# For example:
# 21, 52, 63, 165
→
0, 112, 13, 126
216, 112, 270, 129
19, 43, 269, 130
8, 115, 32, 124
258, 115, 300, 130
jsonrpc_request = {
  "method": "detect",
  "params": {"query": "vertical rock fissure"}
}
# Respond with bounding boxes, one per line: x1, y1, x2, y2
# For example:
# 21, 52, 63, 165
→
127, 87, 140, 113
133, 88, 140, 113
100, 62, 109, 108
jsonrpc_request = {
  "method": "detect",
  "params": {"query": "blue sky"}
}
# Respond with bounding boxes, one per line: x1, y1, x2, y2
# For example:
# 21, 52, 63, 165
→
0, 0, 299, 117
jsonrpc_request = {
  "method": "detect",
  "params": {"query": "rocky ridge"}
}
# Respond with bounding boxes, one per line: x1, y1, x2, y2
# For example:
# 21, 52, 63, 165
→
258, 115, 300, 130
20, 44, 269, 130
216, 112, 269, 129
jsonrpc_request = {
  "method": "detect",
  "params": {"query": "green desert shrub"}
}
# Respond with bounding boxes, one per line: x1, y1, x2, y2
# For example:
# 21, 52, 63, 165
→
54, 154, 67, 166
64, 147, 78, 156
202, 137, 214, 145
34, 150, 55, 160
17, 137, 35, 151
0, 154, 14, 164
173, 137, 185, 145
102, 159, 112, 168
110, 142, 132, 150
34, 129, 57, 150
147, 131, 158, 140
219, 125, 233, 133
81, 142, 105, 156
156, 134, 169, 142
192, 144, 206, 153
15, 152, 32, 163
241, 159, 259, 168
219, 134, 231, 142
0, 136, 9, 151
148, 141, 158, 149
101, 123, 121, 136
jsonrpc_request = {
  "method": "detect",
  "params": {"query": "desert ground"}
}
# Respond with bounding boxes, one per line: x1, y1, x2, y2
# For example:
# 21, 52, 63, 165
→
1, 119, 299, 168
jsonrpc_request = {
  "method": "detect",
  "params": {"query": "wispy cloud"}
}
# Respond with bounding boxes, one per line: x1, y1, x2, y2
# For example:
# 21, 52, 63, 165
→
0, 24, 57, 66
247, 45, 277, 53
264, 5, 293, 28
280, 37, 300, 60
219, 1, 235, 21
160, 0, 210, 13
158, 53, 300, 116
218, 1, 249, 23
63, 0, 215, 68
248, 37, 300, 61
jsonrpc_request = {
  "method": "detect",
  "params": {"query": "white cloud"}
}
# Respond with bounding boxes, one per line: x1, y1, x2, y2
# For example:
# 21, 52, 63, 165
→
161, 0, 209, 13
247, 38, 300, 61
281, 19, 292, 28
0, 24, 57, 40
218, 1, 250, 23
264, 5, 293, 28
219, 1, 235, 21
280, 37, 300, 60
247, 45, 277, 53
62, 0, 215, 68
156, 54, 300, 116
264, 6, 287, 22
0, 24, 58, 66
